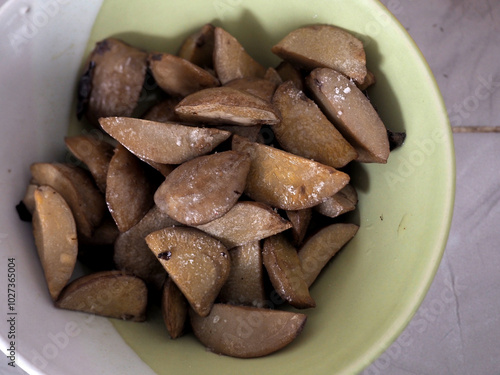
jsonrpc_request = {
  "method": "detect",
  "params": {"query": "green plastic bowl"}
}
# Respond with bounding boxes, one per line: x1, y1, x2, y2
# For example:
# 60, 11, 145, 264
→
0, 0, 454, 374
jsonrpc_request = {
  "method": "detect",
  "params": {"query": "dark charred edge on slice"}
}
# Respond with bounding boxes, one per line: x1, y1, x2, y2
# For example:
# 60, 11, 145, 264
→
149, 53, 163, 62
15, 201, 32, 222
95, 39, 111, 55
158, 251, 172, 260
387, 129, 407, 151
76, 61, 95, 120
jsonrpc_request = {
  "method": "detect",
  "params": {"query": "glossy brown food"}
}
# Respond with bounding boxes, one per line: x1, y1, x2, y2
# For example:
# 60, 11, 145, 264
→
285, 208, 312, 246
190, 304, 307, 358
218, 241, 266, 307
146, 227, 230, 317
162, 277, 188, 339
298, 223, 359, 287
224, 77, 277, 102
232, 135, 350, 210
213, 27, 267, 84
175, 87, 280, 126
177, 23, 215, 69
30, 163, 106, 237
114, 206, 179, 290
154, 151, 250, 225
314, 184, 358, 218
272, 80, 357, 168
194, 201, 291, 248
32, 186, 78, 300
81, 38, 147, 125
142, 97, 181, 123
272, 25, 367, 83
275, 61, 304, 90
148, 52, 219, 97
64, 135, 114, 193
264, 67, 283, 86
106, 145, 154, 232
307, 68, 390, 163
56, 271, 148, 322
21, 183, 38, 214
99, 117, 231, 164
263, 234, 315, 309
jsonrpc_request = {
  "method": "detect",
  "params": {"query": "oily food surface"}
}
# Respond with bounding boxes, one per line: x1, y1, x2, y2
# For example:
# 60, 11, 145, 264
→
22, 22, 402, 360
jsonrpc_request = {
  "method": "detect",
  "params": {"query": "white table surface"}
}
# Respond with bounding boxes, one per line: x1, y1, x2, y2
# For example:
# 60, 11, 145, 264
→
1, 1, 498, 374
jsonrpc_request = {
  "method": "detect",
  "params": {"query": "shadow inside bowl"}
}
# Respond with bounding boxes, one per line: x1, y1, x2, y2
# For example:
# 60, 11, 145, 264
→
362, 34, 407, 135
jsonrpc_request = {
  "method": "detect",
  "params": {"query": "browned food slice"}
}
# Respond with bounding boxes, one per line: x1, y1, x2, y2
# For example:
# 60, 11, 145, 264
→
195, 201, 291, 248
148, 52, 219, 97
218, 241, 266, 307
64, 135, 114, 193
224, 77, 277, 102
99, 117, 231, 164
114, 206, 179, 290
22, 183, 38, 214
264, 67, 283, 86
177, 23, 215, 68
55, 271, 148, 321
232, 135, 350, 210
263, 234, 315, 309
314, 184, 358, 218
286, 208, 312, 246
190, 304, 307, 358
127, 105, 178, 175
276, 61, 304, 90
306, 68, 390, 163
272, 25, 367, 83
79, 38, 147, 125
213, 27, 267, 84
146, 227, 230, 317
272, 81, 357, 168
298, 223, 359, 287
175, 87, 280, 126
143, 97, 181, 123
154, 151, 250, 225
162, 276, 188, 339
32, 186, 78, 300
357, 70, 376, 91
30, 163, 106, 237
106, 145, 154, 232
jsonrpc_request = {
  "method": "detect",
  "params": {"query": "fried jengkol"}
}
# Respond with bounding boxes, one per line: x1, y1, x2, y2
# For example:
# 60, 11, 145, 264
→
78, 38, 147, 125
22, 21, 407, 359
32, 185, 78, 301
272, 24, 367, 83
146, 227, 230, 317
56, 271, 148, 322
307, 68, 390, 163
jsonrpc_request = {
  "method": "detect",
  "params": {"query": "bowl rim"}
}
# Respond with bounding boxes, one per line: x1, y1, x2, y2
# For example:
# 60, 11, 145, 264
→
0, 0, 456, 374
